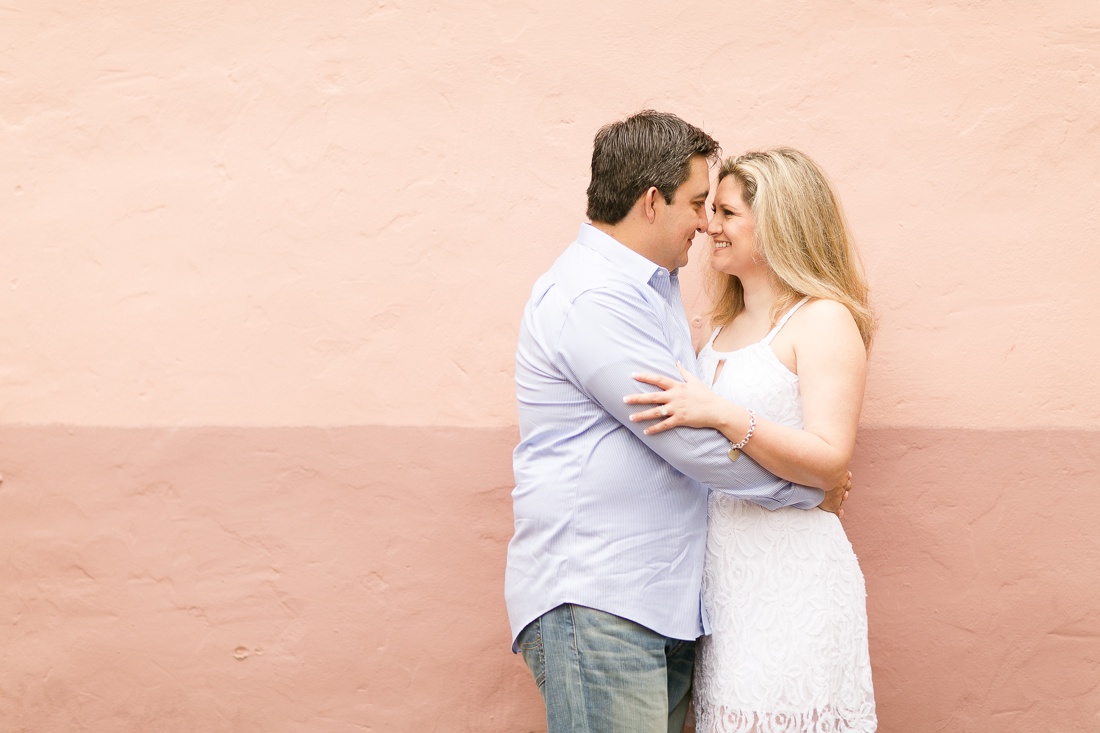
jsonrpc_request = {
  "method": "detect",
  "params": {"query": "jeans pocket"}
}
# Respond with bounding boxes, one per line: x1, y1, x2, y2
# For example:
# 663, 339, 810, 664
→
517, 619, 546, 689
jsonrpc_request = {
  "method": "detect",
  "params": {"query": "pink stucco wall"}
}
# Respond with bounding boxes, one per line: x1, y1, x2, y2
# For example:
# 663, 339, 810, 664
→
2, 2, 1099, 731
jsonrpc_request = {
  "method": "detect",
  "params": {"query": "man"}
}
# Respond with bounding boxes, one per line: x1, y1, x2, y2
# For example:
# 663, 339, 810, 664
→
505, 111, 848, 733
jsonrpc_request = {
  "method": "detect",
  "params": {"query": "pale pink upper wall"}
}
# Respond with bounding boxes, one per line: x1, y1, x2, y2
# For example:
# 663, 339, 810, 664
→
3, 1, 1099, 429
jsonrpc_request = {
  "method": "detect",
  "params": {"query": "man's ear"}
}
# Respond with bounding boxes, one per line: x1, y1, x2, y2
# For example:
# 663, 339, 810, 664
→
642, 186, 660, 224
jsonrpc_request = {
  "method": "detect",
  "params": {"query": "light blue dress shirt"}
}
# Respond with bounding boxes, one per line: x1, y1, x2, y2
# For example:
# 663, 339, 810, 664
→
505, 224, 824, 648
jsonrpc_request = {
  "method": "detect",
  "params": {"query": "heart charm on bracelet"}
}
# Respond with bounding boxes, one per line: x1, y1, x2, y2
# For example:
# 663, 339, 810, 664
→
727, 447, 741, 461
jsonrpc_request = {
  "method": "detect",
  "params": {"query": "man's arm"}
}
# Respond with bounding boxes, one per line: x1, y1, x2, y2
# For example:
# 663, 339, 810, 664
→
556, 287, 825, 510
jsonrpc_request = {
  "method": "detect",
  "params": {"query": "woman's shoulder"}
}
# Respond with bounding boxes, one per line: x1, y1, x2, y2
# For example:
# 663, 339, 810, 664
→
795, 297, 856, 326
786, 298, 862, 348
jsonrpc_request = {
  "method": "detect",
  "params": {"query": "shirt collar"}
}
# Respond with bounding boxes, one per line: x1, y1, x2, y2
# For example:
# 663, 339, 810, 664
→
575, 223, 674, 285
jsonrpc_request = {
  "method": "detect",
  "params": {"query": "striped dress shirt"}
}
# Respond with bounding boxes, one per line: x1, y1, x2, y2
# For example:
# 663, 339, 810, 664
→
505, 224, 824, 648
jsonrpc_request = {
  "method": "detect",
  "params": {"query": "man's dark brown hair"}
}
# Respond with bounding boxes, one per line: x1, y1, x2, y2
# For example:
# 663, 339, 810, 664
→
585, 110, 719, 225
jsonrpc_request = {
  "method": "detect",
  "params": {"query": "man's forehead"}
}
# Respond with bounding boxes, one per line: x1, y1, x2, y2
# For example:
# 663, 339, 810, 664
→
687, 179, 710, 200
679, 158, 710, 197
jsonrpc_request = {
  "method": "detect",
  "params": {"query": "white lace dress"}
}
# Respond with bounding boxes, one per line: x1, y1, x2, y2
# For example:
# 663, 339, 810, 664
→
693, 300, 876, 733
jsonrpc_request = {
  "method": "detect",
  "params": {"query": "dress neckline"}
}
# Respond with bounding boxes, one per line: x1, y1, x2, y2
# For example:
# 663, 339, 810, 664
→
705, 296, 812, 355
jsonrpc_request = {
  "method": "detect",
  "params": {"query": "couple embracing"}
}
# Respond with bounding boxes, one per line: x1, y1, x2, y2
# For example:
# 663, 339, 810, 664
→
505, 110, 877, 733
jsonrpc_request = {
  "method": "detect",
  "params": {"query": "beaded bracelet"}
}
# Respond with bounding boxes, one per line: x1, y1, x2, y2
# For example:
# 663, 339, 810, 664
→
727, 408, 757, 461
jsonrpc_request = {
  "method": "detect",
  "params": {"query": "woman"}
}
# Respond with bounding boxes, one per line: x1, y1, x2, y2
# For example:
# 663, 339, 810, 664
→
626, 148, 877, 731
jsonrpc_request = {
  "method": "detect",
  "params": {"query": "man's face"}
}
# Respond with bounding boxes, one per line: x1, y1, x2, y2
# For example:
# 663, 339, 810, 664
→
655, 156, 711, 271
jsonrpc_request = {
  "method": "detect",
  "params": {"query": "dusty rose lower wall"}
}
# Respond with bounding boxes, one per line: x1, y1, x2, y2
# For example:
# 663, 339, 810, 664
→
1, 426, 1098, 731
0, 426, 539, 732
3, 1, 1100, 732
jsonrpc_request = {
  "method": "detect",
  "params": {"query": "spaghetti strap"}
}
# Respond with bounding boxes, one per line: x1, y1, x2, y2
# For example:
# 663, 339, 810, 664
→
762, 296, 811, 344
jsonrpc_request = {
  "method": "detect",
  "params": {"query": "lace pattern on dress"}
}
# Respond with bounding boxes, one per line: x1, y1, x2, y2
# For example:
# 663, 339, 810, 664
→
692, 305, 876, 732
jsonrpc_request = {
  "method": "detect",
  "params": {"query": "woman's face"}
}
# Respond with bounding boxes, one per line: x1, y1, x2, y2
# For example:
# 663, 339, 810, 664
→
707, 176, 762, 277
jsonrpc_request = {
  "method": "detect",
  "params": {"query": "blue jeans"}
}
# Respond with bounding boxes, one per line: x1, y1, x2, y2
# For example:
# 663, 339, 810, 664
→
517, 604, 695, 733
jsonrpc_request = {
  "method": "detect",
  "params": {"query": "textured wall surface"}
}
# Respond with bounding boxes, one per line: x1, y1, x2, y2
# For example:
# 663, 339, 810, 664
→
2, 1, 1099, 731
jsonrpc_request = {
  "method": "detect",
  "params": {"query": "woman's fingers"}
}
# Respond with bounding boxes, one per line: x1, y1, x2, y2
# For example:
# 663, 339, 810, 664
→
623, 391, 666, 406
630, 371, 671, 388
674, 361, 699, 383
643, 418, 675, 435
628, 404, 670, 422
624, 372, 687, 405
624, 370, 690, 432
635, 407, 676, 434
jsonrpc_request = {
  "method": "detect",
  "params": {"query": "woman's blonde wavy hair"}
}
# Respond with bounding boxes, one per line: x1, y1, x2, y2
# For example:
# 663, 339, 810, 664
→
709, 147, 877, 349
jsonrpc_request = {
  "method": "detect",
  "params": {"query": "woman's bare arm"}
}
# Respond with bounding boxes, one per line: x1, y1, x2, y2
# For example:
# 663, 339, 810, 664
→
626, 300, 866, 491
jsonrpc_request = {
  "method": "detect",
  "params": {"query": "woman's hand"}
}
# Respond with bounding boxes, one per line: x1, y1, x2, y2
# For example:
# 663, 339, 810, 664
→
624, 362, 732, 435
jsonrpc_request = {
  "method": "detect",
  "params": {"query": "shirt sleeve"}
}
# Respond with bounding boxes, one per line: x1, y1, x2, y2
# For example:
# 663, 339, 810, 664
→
556, 286, 824, 510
